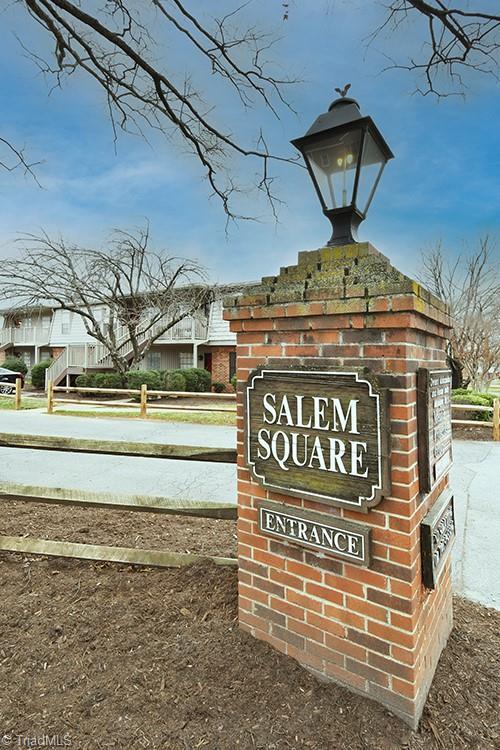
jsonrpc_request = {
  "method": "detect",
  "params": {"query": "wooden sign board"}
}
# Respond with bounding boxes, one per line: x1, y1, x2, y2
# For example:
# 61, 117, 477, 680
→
417, 369, 453, 494
421, 490, 455, 589
259, 500, 371, 565
246, 368, 390, 512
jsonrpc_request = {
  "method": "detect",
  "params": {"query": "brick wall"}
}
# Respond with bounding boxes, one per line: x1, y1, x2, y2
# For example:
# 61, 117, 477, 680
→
207, 345, 234, 389
224, 242, 453, 729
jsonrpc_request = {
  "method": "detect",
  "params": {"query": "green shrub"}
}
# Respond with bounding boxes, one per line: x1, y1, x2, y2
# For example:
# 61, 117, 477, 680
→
90, 372, 122, 391
212, 381, 226, 393
471, 391, 494, 406
451, 392, 492, 422
181, 368, 198, 392
231, 375, 237, 391
452, 389, 494, 406
125, 369, 161, 391
164, 370, 187, 392
30, 359, 53, 389
75, 374, 88, 388
3, 357, 28, 376
181, 367, 211, 392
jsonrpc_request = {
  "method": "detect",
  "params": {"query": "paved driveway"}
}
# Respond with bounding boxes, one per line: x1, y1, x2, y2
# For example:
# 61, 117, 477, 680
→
0, 409, 235, 448
0, 410, 236, 505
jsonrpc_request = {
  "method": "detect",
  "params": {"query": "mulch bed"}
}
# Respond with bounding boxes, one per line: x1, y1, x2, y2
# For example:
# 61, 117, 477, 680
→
452, 425, 493, 442
0, 499, 237, 556
0, 545, 498, 749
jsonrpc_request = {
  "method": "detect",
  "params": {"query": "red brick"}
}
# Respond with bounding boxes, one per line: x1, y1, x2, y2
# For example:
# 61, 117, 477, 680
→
286, 559, 322, 582
306, 611, 345, 638
324, 573, 364, 598
392, 677, 418, 698
325, 604, 365, 630
391, 645, 416, 666
345, 657, 389, 687
239, 583, 268, 606
306, 582, 344, 605
367, 620, 415, 648
343, 564, 388, 590
271, 597, 305, 621
288, 589, 323, 613
270, 568, 304, 591
324, 633, 366, 661
346, 596, 388, 622
288, 617, 325, 644
254, 576, 285, 598
253, 549, 286, 569
368, 652, 416, 682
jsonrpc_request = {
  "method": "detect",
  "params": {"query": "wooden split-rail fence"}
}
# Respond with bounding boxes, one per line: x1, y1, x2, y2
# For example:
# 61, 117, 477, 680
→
0, 378, 238, 569
46, 380, 237, 417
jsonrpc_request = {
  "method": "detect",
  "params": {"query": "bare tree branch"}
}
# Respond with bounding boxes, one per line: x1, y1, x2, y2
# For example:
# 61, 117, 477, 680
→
0, 226, 211, 375
419, 236, 500, 388
12, 0, 300, 222
369, 1, 500, 97
0, 136, 42, 184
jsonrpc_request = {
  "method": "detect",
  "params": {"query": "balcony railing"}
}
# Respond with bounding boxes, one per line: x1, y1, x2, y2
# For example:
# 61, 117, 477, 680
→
0, 326, 51, 346
156, 317, 208, 341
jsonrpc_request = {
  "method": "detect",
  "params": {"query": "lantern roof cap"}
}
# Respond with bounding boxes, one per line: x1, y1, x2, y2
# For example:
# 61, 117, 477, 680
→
304, 97, 363, 137
292, 97, 394, 162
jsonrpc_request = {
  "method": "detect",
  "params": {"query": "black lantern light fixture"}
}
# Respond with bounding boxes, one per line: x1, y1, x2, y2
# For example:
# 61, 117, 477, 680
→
291, 89, 394, 246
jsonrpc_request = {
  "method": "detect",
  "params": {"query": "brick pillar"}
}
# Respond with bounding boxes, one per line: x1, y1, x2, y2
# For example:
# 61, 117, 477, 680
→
224, 242, 453, 729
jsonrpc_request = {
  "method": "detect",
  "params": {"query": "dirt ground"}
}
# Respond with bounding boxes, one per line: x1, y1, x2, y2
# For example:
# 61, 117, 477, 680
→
0, 530, 498, 749
0, 499, 237, 556
452, 425, 493, 441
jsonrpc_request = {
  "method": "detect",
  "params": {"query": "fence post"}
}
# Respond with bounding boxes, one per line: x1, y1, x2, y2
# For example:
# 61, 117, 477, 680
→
140, 383, 148, 418
47, 379, 54, 414
14, 377, 22, 410
493, 398, 500, 441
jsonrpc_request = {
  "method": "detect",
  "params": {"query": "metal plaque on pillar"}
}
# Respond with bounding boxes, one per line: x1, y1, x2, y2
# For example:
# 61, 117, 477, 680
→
421, 490, 455, 589
245, 367, 390, 512
417, 368, 453, 494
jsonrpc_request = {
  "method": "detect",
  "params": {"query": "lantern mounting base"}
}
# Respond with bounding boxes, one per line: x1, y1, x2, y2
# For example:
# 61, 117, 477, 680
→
325, 207, 364, 246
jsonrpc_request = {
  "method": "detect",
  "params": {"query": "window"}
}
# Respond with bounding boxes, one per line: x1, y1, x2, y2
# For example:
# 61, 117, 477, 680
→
60, 310, 72, 334
179, 352, 192, 370
147, 351, 161, 370
229, 351, 237, 380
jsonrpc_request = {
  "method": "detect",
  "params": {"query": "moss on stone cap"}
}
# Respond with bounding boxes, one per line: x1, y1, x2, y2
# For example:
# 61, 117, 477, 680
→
223, 242, 449, 319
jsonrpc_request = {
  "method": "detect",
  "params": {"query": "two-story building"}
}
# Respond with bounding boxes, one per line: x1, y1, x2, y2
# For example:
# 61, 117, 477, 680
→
0, 306, 53, 371
0, 285, 247, 387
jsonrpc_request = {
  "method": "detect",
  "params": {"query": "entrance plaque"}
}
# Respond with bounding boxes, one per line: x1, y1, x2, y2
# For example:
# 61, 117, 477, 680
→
417, 368, 453, 494
421, 490, 455, 589
246, 368, 389, 512
259, 501, 370, 565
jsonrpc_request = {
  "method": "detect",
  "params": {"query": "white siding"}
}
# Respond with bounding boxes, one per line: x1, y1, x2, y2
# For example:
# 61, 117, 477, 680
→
138, 348, 193, 370
206, 299, 236, 345
49, 307, 107, 345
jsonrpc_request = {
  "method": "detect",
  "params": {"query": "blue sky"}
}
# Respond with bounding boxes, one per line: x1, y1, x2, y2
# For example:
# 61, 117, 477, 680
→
0, 0, 498, 283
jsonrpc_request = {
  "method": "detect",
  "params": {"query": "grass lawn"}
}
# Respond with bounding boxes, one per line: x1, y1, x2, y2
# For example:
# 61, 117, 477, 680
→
54, 408, 236, 426
0, 396, 46, 410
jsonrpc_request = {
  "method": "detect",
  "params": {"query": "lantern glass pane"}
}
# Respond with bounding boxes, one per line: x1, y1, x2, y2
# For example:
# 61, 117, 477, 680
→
356, 131, 386, 214
304, 130, 362, 210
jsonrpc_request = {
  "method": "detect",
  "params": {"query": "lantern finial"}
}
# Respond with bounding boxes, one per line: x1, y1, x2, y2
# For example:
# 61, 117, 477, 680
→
334, 83, 351, 98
